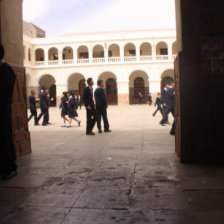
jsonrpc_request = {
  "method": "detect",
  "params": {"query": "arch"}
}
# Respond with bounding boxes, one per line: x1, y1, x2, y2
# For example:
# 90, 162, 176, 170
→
28, 48, 31, 61
160, 69, 175, 91
67, 73, 86, 96
140, 42, 152, 56
129, 70, 149, 104
39, 74, 57, 106
172, 41, 178, 55
77, 45, 89, 59
98, 72, 118, 105
35, 48, 45, 61
156, 41, 168, 55
108, 44, 120, 57
62, 46, 73, 60
48, 47, 58, 60
124, 43, 136, 56
93, 45, 104, 58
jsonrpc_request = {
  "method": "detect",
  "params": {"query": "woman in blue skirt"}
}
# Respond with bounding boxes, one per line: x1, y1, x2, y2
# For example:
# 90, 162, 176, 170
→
67, 91, 81, 128
59, 92, 69, 127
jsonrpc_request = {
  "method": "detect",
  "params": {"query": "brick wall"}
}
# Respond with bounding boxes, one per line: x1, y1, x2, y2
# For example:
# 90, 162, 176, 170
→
12, 66, 32, 157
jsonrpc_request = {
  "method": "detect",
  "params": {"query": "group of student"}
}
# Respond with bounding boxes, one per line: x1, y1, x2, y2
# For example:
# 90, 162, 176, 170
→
28, 77, 112, 135
153, 81, 176, 135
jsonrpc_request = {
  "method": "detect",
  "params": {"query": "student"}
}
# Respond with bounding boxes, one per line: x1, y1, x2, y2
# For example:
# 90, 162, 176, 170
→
37, 87, 52, 126
153, 93, 163, 117
161, 83, 170, 124
138, 92, 142, 104
0, 44, 17, 180
83, 77, 97, 135
28, 89, 39, 125
59, 91, 69, 127
148, 93, 152, 105
160, 82, 175, 126
94, 80, 111, 133
67, 91, 81, 128
77, 94, 82, 109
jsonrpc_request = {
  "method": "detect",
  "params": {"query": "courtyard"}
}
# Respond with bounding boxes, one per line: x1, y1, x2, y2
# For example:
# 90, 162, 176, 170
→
0, 105, 224, 224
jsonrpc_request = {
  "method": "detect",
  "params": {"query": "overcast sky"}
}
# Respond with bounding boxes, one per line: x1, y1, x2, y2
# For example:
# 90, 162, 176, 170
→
23, 0, 176, 37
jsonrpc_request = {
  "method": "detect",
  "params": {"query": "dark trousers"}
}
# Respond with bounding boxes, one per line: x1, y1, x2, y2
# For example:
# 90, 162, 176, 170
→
138, 98, 142, 104
160, 104, 174, 125
153, 105, 163, 116
86, 107, 97, 133
37, 108, 48, 125
28, 109, 38, 124
0, 110, 17, 174
162, 105, 169, 123
96, 107, 109, 131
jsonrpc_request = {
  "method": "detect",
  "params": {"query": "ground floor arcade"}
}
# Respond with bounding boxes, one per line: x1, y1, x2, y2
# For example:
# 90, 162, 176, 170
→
25, 63, 174, 106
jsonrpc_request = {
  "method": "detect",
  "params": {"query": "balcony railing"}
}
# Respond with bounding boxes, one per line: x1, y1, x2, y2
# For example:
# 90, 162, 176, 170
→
92, 58, 105, 63
26, 55, 176, 68
124, 56, 137, 62
156, 55, 169, 60
108, 57, 121, 63
140, 56, 153, 61
48, 60, 59, 65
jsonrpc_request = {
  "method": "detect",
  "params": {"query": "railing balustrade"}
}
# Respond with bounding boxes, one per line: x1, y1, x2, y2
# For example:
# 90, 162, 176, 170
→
34, 61, 45, 66
124, 57, 137, 62
156, 55, 169, 60
140, 56, 153, 61
108, 57, 121, 63
92, 58, 105, 63
48, 60, 59, 65
77, 59, 90, 64
62, 59, 74, 65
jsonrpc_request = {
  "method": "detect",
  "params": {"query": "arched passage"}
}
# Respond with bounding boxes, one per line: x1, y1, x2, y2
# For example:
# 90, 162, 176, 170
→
129, 70, 149, 104
48, 47, 58, 60
98, 72, 118, 105
108, 44, 120, 57
62, 46, 73, 60
140, 42, 152, 56
160, 69, 175, 91
172, 41, 178, 56
67, 73, 86, 96
156, 41, 168, 60
77, 45, 89, 59
39, 74, 57, 106
35, 48, 44, 61
124, 43, 136, 56
93, 45, 104, 58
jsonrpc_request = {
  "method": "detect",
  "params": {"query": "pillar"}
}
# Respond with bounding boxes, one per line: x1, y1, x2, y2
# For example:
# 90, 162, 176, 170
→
117, 80, 129, 105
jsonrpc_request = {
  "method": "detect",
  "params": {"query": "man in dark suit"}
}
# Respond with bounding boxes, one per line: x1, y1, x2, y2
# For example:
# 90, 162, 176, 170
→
160, 82, 175, 127
0, 44, 17, 180
37, 87, 51, 126
94, 80, 111, 133
83, 78, 97, 135
28, 90, 39, 125
161, 83, 170, 124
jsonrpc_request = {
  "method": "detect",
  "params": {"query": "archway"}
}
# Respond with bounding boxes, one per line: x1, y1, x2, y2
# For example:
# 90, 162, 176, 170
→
124, 43, 136, 56
39, 74, 57, 106
62, 46, 73, 60
77, 45, 89, 59
140, 42, 152, 56
108, 44, 120, 57
160, 69, 175, 91
98, 72, 118, 105
156, 41, 168, 60
35, 48, 44, 61
129, 70, 149, 104
67, 73, 86, 96
93, 45, 104, 58
48, 47, 58, 60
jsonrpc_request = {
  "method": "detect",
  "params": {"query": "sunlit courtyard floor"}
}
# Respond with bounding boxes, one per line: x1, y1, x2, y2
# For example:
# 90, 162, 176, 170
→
0, 105, 224, 224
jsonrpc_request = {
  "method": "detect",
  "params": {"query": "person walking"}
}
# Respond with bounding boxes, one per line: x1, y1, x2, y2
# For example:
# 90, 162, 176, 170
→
94, 80, 111, 133
153, 93, 163, 117
83, 77, 97, 135
160, 82, 175, 126
138, 92, 142, 104
37, 87, 52, 126
161, 83, 170, 124
28, 90, 39, 125
66, 91, 81, 128
148, 93, 152, 105
0, 44, 17, 180
59, 91, 69, 127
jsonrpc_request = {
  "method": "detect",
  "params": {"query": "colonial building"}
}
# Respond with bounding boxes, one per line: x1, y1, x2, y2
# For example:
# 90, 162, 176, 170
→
24, 27, 177, 106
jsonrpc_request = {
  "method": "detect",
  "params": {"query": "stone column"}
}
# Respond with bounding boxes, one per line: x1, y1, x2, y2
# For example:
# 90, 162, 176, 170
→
152, 44, 156, 61
149, 80, 161, 102
58, 49, 63, 65
168, 44, 172, 60
120, 45, 124, 63
136, 45, 140, 61
104, 44, 108, 63
44, 50, 48, 66
117, 80, 129, 105
89, 46, 93, 63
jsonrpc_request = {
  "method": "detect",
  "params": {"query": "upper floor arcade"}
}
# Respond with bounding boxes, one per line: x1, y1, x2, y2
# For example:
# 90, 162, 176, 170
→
23, 29, 177, 68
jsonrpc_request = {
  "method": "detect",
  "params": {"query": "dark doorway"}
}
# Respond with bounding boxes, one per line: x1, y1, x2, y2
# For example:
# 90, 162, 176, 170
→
106, 78, 118, 105
134, 77, 145, 98
49, 84, 56, 106
79, 79, 86, 99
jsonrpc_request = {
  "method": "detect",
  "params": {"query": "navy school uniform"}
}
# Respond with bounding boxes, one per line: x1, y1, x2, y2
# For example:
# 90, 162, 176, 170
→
68, 96, 78, 118
60, 96, 68, 116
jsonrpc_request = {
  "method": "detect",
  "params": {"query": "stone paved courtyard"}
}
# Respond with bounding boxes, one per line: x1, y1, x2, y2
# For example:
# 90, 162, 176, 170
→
0, 105, 224, 224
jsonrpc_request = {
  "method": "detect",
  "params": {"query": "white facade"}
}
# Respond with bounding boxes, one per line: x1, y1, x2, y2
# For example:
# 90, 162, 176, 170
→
24, 29, 177, 105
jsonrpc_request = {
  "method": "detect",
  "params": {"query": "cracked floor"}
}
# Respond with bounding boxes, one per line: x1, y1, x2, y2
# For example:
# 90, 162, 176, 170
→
0, 105, 224, 224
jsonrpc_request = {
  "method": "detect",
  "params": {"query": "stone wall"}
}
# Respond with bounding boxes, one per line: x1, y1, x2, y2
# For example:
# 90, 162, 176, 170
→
12, 66, 32, 157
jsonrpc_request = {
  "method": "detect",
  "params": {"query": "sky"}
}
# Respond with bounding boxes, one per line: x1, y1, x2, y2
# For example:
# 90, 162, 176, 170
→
23, 0, 176, 37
